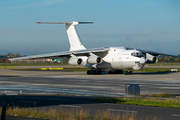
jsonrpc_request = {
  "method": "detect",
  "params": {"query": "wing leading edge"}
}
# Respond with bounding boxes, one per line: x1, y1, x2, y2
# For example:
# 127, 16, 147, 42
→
9, 47, 110, 61
126, 47, 176, 56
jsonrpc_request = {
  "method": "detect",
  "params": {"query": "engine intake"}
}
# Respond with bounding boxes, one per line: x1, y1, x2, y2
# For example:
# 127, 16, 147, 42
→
146, 53, 158, 63
87, 56, 102, 64
68, 57, 82, 65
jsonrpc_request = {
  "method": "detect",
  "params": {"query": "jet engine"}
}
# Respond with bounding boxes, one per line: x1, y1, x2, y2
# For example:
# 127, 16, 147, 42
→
146, 53, 158, 63
68, 57, 83, 65
87, 55, 102, 64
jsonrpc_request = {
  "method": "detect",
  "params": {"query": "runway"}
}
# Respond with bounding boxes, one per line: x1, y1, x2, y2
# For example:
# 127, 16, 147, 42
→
1, 67, 180, 119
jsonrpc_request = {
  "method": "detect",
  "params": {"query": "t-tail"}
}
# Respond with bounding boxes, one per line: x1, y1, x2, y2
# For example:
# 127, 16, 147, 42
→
36, 21, 93, 51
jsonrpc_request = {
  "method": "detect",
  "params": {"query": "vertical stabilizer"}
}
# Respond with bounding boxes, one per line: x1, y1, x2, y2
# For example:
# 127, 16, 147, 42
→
65, 22, 86, 51
36, 21, 93, 51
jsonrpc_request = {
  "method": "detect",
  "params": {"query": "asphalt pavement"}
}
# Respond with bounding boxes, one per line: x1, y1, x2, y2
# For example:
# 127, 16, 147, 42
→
0, 95, 180, 120
1, 67, 180, 119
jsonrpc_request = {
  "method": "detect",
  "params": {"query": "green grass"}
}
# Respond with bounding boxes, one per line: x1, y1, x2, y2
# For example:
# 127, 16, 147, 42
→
10, 67, 179, 72
0, 63, 68, 66
11, 68, 89, 71
147, 63, 180, 66
90, 98, 180, 108
2, 106, 160, 120
134, 68, 179, 72
141, 93, 176, 98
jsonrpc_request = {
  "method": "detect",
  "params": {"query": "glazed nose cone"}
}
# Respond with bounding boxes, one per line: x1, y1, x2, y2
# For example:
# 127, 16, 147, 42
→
140, 57, 146, 64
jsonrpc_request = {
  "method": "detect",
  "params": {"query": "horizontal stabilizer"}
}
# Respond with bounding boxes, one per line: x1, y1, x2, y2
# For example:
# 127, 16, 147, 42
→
36, 22, 93, 24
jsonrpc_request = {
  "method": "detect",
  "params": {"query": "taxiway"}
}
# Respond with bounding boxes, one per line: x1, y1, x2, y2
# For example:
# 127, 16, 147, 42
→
0, 67, 180, 119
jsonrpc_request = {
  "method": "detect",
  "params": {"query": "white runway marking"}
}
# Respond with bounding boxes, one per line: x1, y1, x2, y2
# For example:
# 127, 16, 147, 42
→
161, 87, 180, 89
19, 101, 37, 104
172, 114, 180, 117
59, 105, 81, 108
32, 84, 48, 86
107, 109, 138, 113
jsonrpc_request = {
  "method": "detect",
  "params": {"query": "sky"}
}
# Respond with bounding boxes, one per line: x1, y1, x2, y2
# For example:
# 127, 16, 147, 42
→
0, 0, 180, 55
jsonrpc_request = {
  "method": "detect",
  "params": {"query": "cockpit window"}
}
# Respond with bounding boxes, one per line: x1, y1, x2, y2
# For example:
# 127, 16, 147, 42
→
131, 52, 143, 57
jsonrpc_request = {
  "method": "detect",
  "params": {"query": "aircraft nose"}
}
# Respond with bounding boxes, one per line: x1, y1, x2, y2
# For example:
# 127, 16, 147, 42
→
140, 57, 146, 64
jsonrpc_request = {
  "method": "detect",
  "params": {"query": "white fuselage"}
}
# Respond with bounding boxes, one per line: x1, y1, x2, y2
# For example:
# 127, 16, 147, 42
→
80, 47, 146, 72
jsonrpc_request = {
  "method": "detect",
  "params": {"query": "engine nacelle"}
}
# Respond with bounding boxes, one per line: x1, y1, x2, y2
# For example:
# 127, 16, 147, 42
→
68, 57, 82, 65
87, 56, 102, 64
146, 53, 158, 63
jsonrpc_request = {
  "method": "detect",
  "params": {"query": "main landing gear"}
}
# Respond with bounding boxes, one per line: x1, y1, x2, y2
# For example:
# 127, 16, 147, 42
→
108, 70, 123, 74
87, 69, 102, 75
123, 70, 132, 75
87, 69, 133, 75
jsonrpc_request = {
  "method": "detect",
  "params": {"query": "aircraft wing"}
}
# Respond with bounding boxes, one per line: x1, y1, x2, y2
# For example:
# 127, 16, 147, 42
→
9, 47, 110, 61
127, 47, 176, 56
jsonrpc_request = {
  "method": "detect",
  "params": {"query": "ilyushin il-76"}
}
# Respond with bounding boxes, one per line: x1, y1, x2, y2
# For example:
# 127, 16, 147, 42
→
9, 21, 175, 75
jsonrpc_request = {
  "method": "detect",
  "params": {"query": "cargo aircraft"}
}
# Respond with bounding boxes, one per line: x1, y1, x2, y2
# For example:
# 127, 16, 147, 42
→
9, 21, 174, 75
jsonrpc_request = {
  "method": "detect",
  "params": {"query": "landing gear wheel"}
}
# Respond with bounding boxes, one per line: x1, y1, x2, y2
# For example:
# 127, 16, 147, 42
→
117, 70, 123, 74
87, 69, 102, 75
124, 71, 128, 75
124, 70, 133, 75
96, 70, 102, 74
108, 70, 123, 74
87, 70, 91, 75
91, 69, 96, 74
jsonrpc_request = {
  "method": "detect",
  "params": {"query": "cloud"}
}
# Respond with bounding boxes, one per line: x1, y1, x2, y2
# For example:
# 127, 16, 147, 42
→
0, 0, 64, 9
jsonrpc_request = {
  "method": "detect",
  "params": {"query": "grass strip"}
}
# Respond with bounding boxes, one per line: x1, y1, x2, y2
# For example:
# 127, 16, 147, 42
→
90, 98, 180, 108
11, 67, 179, 72
147, 63, 180, 66
10, 68, 89, 71
134, 68, 179, 72
0, 106, 160, 120
140, 93, 176, 98
0, 63, 68, 66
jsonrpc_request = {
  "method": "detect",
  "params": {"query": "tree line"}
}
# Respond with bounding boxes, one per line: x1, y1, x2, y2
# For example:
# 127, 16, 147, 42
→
0, 53, 22, 59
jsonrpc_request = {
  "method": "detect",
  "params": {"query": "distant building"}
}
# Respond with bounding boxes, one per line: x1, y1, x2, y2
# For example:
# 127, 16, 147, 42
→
10, 58, 63, 63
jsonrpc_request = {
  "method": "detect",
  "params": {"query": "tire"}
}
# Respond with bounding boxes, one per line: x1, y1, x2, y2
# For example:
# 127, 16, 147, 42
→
91, 70, 96, 74
124, 71, 128, 75
97, 70, 102, 74
87, 70, 91, 75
